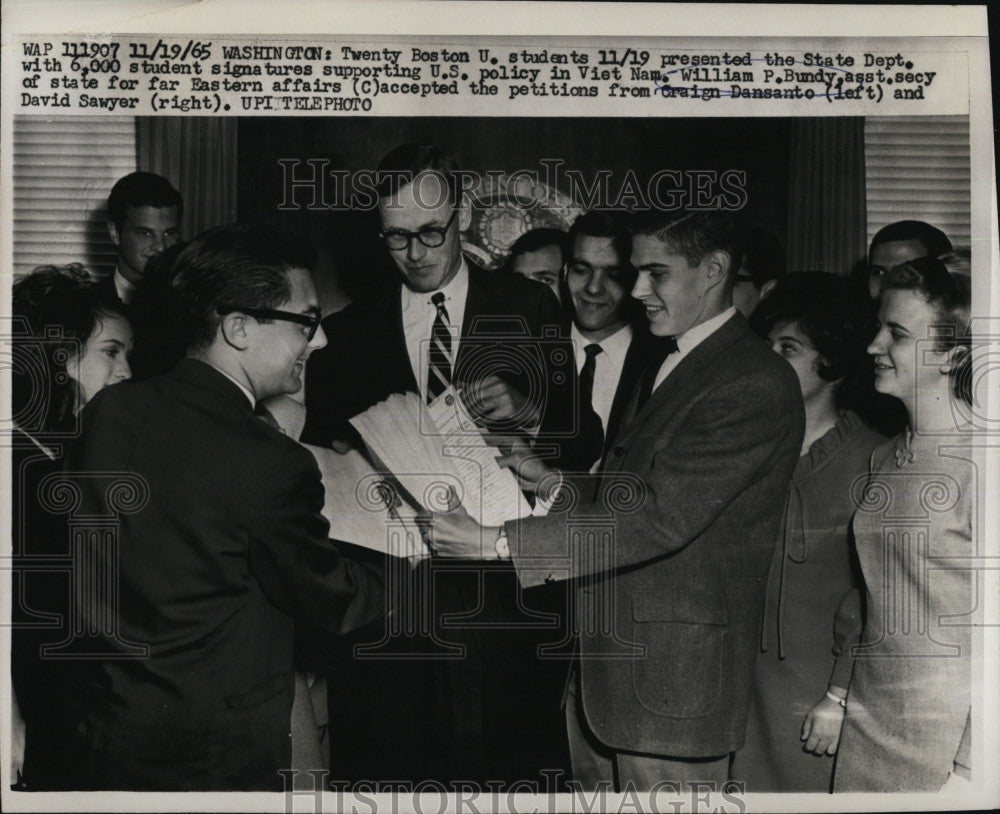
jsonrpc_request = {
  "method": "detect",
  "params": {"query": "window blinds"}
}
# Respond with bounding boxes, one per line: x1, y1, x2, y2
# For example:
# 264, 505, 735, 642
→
13, 115, 136, 279
864, 115, 971, 250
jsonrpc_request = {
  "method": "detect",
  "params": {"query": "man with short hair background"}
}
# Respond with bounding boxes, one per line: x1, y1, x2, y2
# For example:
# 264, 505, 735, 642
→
58, 224, 384, 790
507, 226, 567, 303
866, 219, 952, 301
430, 210, 804, 790
103, 171, 182, 305
563, 210, 658, 472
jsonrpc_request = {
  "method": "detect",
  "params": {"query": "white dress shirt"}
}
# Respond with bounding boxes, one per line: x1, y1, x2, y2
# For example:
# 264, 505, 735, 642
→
113, 267, 138, 305
571, 322, 633, 437
401, 260, 469, 400
651, 306, 737, 393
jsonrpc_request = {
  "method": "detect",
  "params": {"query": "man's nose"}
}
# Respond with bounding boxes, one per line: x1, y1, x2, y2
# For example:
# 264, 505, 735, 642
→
632, 271, 650, 299
407, 236, 427, 262
150, 233, 166, 253
308, 323, 328, 352
585, 270, 604, 295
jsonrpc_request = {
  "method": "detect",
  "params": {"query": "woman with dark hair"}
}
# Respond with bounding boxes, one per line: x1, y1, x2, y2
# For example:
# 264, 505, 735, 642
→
10, 263, 132, 788
733, 272, 885, 791
834, 256, 974, 792
12, 263, 133, 432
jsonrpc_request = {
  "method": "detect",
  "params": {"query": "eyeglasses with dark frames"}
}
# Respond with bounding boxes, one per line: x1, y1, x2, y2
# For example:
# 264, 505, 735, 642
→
217, 305, 323, 341
379, 209, 458, 251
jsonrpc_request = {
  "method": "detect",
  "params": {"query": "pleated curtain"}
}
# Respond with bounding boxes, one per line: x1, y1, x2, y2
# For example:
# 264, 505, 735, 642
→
786, 118, 867, 276
136, 117, 238, 239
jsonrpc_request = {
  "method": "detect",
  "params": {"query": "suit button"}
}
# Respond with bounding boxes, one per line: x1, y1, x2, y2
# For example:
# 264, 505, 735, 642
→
612, 445, 625, 457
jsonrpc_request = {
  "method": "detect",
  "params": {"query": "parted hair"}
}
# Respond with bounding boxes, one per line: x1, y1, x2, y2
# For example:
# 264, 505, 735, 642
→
375, 143, 464, 207
169, 224, 316, 352
107, 171, 183, 228
630, 210, 743, 275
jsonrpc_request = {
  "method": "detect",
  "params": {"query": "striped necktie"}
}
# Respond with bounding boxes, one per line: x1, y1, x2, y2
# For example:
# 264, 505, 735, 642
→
427, 291, 452, 403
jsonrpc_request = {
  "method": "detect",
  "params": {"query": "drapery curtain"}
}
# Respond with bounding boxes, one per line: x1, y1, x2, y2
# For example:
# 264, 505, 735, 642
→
786, 118, 867, 276
136, 118, 238, 239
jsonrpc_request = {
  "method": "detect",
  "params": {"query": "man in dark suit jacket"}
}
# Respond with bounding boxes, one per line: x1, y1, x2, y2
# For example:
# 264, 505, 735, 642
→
302, 144, 577, 785
59, 224, 384, 791
562, 210, 662, 473
431, 211, 804, 789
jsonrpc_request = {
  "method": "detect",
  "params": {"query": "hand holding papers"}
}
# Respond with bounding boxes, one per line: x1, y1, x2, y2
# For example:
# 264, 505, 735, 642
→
493, 437, 563, 502
349, 389, 532, 529
459, 374, 540, 429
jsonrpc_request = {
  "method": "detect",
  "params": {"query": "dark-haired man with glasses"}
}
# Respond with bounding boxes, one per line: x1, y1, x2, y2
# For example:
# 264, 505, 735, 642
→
302, 143, 577, 787
57, 224, 385, 790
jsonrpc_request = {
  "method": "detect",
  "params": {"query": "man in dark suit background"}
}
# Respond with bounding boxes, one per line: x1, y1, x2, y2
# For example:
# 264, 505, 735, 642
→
302, 144, 577, 785
59, 224, 384, 790
100, 171, 182, 306
430, 211, 804, 790
563, 210, 660, 473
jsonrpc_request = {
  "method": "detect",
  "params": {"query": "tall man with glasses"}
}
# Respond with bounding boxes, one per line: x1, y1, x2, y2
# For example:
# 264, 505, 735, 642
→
303, 143, 577, 786
57, 224, 385, 790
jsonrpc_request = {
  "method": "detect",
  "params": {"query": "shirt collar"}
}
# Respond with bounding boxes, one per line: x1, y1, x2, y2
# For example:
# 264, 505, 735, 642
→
675, 306, 737, 354
571, 322, 633, 363
113, 267, 138, 304
401, 258, 469, 313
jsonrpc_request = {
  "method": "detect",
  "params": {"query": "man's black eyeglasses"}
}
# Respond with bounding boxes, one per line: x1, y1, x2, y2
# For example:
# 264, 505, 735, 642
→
379, 209, 458, 251
217, 305, 323, 341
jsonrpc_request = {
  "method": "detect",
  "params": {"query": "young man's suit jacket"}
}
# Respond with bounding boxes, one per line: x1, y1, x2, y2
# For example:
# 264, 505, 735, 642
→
59, 358, 385, 790
601, 326, 663, 463
508, 313, 805, 760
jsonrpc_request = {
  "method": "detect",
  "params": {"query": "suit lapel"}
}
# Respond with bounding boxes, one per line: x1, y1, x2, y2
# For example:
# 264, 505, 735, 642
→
604, 331, 651, 452
615, 314, 747, 444
455, 260, 487, 375
385, 281, 420, 392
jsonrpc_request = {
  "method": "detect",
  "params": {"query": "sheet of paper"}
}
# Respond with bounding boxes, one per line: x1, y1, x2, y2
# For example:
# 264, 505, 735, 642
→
302, 442, 429, 558
427, 388, 533, 527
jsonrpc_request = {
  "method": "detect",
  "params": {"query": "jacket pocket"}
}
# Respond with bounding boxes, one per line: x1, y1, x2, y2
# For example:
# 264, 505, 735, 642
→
629, 592, 727, 718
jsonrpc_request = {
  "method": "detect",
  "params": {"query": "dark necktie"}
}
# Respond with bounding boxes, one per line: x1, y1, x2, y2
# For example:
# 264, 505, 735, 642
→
637, 336, 679, 409
580, 343, 605, 455
427, 292, 452, 403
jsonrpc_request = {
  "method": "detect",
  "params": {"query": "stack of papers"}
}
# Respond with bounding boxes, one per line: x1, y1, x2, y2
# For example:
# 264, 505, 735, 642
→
304, 388, 531, 557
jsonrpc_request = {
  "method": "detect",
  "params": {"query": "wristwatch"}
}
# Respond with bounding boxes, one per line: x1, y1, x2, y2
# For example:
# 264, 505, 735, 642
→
494, 526, 511, 560
825, 689, 847, 708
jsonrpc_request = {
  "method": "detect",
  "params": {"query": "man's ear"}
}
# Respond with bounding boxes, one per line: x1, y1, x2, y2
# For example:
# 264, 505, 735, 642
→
219, 312, 251, 351
705, 250, 731, 287
458, 197, 472, 233
107, 221, 121, 247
